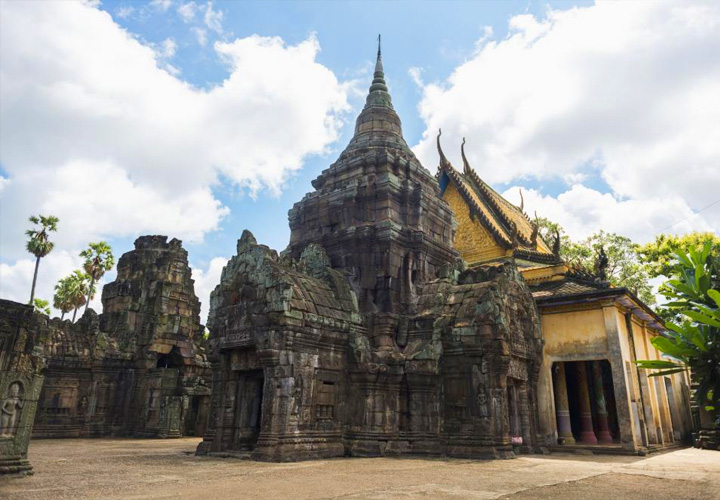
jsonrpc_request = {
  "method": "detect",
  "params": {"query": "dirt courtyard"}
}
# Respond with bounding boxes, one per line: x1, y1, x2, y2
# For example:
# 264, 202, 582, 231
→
1, 439, 718, 499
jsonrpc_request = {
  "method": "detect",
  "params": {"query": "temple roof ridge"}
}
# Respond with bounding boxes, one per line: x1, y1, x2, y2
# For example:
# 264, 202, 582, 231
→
437, 133, 554, 261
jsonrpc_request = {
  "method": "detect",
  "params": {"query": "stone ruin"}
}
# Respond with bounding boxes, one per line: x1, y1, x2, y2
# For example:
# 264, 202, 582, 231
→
0, 300, 45, 475
31, 235, 211, 440
196, 46, 545, 461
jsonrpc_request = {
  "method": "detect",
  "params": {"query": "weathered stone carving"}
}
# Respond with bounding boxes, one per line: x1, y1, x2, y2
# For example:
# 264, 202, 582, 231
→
1, 382, 24, 437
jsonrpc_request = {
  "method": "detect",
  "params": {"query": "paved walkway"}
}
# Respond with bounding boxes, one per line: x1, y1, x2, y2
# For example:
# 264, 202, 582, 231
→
1, 438, 718, 499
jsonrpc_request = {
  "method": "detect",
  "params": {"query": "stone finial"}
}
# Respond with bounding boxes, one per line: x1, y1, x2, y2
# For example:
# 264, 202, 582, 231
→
437, 129, 451, 170
237, 230, 258, 254
299, 243, 331, 281
461, 137, 472, 175
518, 188, 525, 214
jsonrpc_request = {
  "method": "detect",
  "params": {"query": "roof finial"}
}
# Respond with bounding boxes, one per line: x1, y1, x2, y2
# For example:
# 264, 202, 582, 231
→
378, 34, 381, 58
461, 137, 471, 175
437, 129, 451, 170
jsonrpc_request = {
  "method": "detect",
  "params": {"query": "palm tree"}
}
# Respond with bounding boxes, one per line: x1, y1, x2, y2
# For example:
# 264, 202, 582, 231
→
54, 273, 80, 320
26, 215, 59, 304
62, 270, 90, 322
80, 242, 114, 312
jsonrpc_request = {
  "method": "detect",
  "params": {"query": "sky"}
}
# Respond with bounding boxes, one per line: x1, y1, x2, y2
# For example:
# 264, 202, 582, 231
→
1, 0, 719, 323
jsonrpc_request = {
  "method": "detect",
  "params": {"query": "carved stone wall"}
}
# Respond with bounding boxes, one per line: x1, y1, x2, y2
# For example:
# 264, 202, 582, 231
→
0, 300, 45, 476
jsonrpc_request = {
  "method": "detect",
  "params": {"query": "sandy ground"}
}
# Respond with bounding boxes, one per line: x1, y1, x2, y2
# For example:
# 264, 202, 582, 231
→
1, 438, 718, 499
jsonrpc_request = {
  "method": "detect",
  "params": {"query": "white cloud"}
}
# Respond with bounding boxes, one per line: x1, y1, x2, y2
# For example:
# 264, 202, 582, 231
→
150, 0, 173, 12
502, 185, 712, 244
0, 2, 351, 265
160, 37, 177, 58
191, 27, 207, 46
190, 256, 229, 324
203, 1, 223, 34
413, 0, 720, 242
177, 1, 197, 22
115, 6, 134, 19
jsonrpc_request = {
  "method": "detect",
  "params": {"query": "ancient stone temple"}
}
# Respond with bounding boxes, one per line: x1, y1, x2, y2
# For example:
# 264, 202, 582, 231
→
32, 236, 211, 439
197, 44, 545, 461
0, 301, 45, 475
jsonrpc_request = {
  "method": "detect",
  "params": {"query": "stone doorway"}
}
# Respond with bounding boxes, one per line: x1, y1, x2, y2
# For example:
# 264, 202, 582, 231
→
552, 360, 619, 445
232, 370, 264, 450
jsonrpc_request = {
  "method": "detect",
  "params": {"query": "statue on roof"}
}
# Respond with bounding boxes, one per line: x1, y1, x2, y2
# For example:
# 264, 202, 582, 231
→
552, 228, 562, 263
595, 246, 609, 281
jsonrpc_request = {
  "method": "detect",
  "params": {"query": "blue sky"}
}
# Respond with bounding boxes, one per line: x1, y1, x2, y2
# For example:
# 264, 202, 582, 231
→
100, 0, 598, 265
1, 0, 718, 321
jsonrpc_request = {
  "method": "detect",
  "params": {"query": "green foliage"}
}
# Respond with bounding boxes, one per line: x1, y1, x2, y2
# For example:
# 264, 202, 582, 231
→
79, 242, 114, 311
80, 241, 115, 280
635, 241, 720, 412
32, 298, 51, 316
26, 214, 60, 303
25, 215, 59, 258
535, 219, 653, 304
54, 270, 90, 317
638, 232, 720, 280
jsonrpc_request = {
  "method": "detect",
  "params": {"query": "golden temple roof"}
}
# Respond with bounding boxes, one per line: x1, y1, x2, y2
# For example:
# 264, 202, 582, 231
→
436, 131, 555, 264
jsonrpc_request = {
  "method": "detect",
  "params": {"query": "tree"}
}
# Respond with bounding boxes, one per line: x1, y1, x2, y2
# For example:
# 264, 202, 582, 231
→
25, 215, 59, 304
638, 232, 720, 281
636, 242, 720, 416
54, 271, 86, 321
32, 298, 51, 316
80, 242, 114, 312
535, 219, 654, 304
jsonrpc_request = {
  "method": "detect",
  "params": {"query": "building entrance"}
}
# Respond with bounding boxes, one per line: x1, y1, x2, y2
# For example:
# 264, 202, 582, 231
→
233, 370, 264, 450
552, 360, 619, 445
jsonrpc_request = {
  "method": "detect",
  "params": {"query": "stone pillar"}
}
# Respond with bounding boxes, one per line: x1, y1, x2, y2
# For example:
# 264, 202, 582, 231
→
575, 362, 598, 444
591, 361, 614, 443
552, 362, 575, 444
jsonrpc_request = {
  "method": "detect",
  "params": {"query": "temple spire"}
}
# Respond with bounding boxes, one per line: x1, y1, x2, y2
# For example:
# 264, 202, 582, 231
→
341, 36, 406, 155
366, 35, 390, 107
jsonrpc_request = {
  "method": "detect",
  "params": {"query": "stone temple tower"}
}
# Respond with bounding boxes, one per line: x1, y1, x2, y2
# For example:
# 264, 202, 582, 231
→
287, 39, 458, 315
199, 41, 544, 462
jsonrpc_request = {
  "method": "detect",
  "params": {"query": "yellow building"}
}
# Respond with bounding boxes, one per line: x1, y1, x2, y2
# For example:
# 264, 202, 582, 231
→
436, 132, 692, 453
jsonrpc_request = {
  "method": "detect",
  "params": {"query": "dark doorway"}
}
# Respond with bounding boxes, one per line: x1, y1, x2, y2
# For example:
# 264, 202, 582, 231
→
233, 370, 264, 450
508, 382, 522, 443
562, 360, 619, 444
156, 346, 183, 369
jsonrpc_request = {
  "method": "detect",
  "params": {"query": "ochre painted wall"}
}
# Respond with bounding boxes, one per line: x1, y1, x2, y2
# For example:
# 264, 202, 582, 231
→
540, 307, 608, 358
442, 182, 507, 265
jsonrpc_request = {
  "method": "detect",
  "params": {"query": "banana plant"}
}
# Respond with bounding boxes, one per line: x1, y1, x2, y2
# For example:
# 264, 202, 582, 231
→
636, 241, 720, 411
